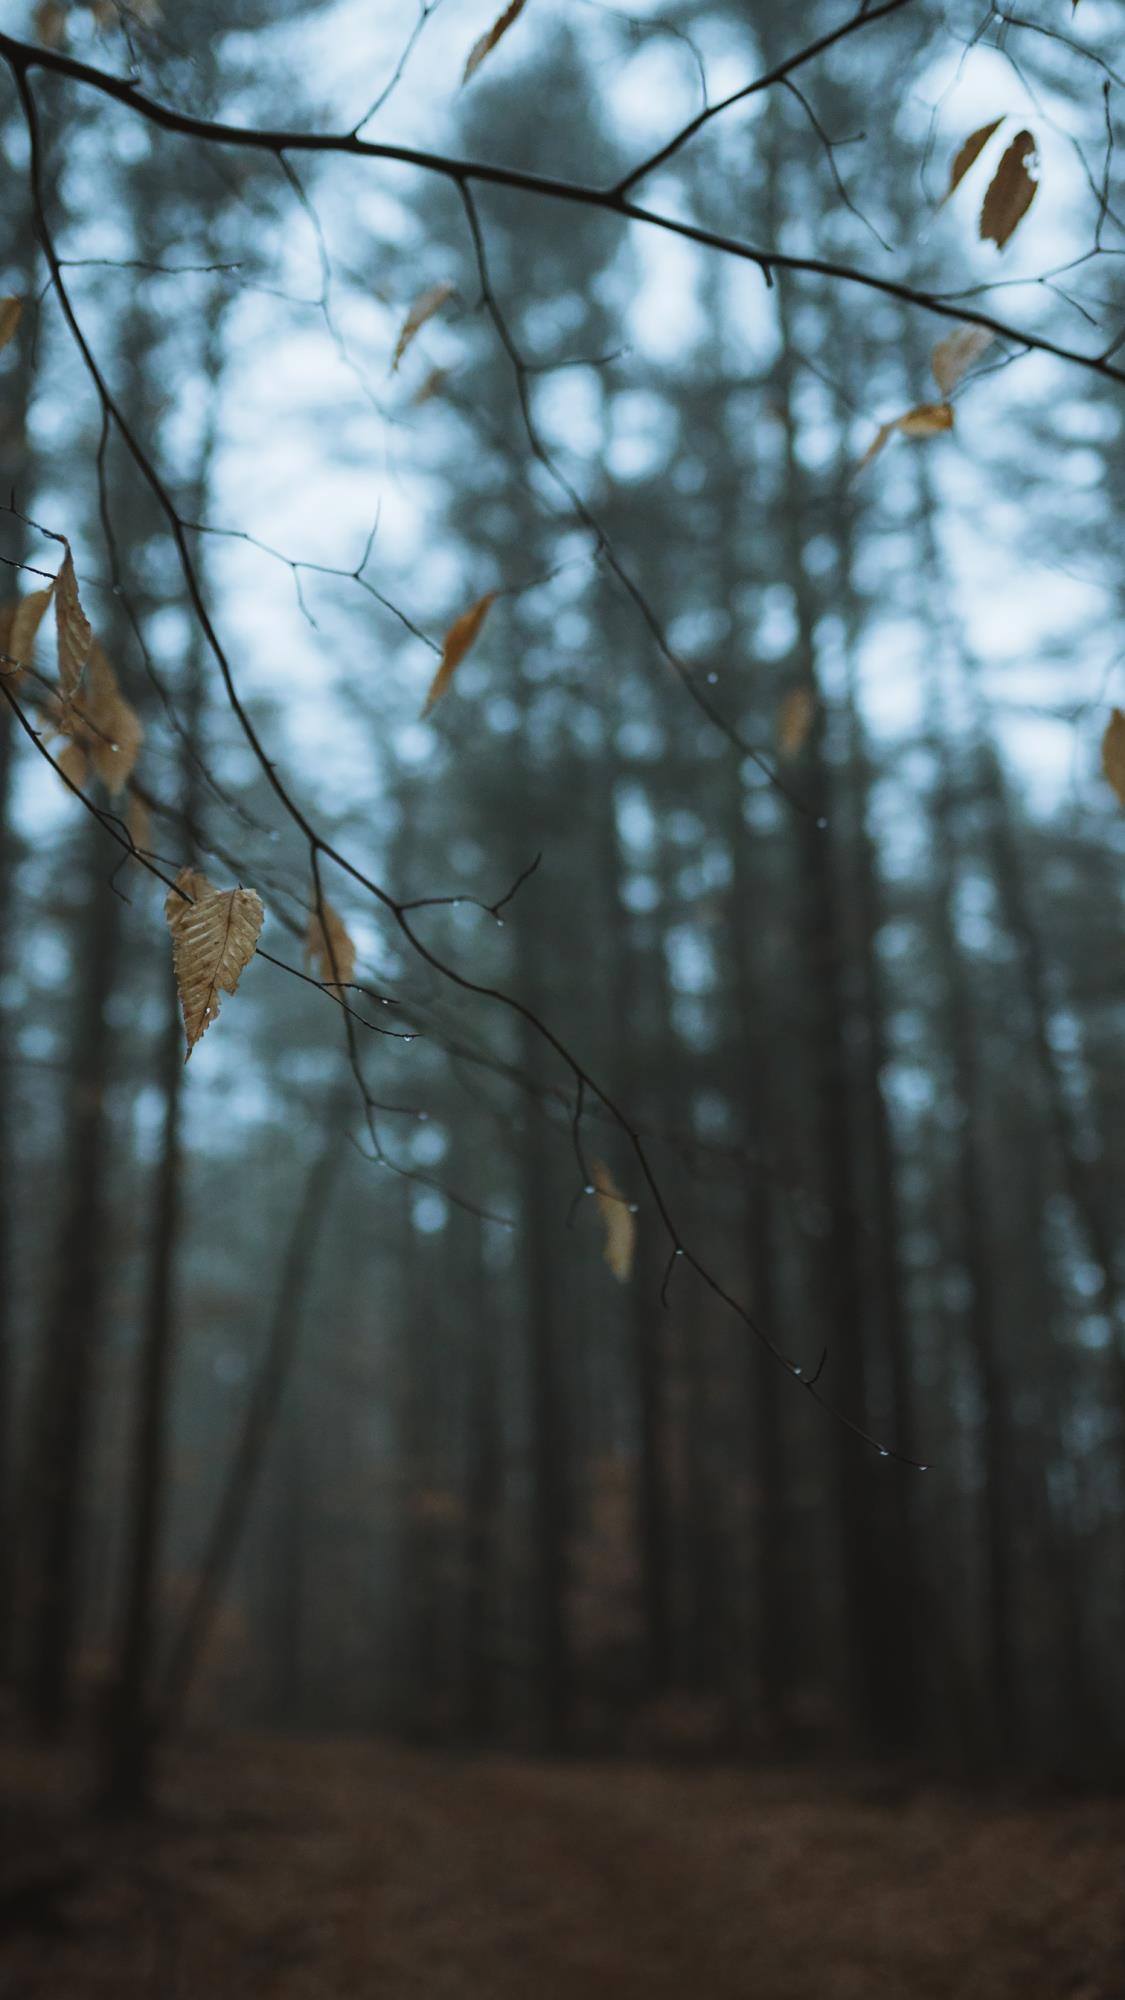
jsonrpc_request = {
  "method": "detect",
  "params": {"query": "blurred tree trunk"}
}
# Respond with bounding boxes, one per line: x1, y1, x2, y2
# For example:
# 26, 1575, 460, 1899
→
769, 264, 888, 1751
461, 1213, 501, 1737
20, 835, 122, 1733
0, 199, 40, 1684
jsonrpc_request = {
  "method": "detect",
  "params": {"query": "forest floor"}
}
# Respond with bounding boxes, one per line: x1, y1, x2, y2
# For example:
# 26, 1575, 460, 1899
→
2, 1732, 1125, 1998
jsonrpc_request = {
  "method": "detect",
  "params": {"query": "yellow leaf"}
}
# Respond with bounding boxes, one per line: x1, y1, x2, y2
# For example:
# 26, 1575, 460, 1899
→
1102, 710, 1125, 808
980, 130, 1039, 248
931, 324, 994, 395
943, 117, 1004, 203
463, 0, 528, 83
591, 1158, 635, 1283
59, 640, 143, 797
0, 297, 23, 353
54, 546, 92, 701
164, 867, 264, 1059
859, 400, 953, 469
777, 686, 816, 757
391, 280, 455, 373
305, 899, 357, 986
55, 741, 88, 791
421, 592, 496, 717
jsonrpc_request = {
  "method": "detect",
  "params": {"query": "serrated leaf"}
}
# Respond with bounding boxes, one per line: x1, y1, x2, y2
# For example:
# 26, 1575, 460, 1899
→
859, 400, 954, 469
421, 592, 496, 717
391, 280, 455, 373
943, 117, 1004, 203
463, 0, 528, 83
1101, 710, 1125, 808
932, 324, 994, 395
54, 546, 92, 701
305, 899, 356, 987
980, 130, 1039, 248
591, 1158, 635, 1283
0, 298, 23, 353
164, 866, 264, 1060
59, 640, 143, 797
777, 686, 816, 757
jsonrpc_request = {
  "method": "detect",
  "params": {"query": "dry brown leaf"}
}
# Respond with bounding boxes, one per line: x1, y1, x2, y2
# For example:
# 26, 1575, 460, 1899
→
411, 366, 450, 407
931, 324, 995, 395
943, 117, 1005, 203
463, 0, 528, 83
0, 298, 23, 353
54, 546, 92, 700
980, 129, 1039, 248
55, 741, 88, 791
777, 686, 816, 757
391, 280, 455, 373
2, 587, 53, 682
421, 592, 496, 717
1101, 710, 1125, 808
859, 400, 954, 469
305, 899, 356, 987
59, 640, 143, 796
126, 790, 151, 858
591, 1158, 635, 1283
32, 1, 68, 49
164, 866, 264, 1059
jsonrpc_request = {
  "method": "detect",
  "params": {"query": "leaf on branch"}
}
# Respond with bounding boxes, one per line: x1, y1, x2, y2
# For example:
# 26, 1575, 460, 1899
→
979, 130, 1039, 248
591, 1158, 635, 1283
57, 640, 143, 797
55, 741, 88, 791
0, 588, 52, 683
306, 899, 356, 987
858, 400, 954, 470
391, 280, 455, 372
126, 790, 151, 858
54, 546, 92, 700
32, 2, 69, 47
0, 297, 23, 353
463, 0, 528, 83
932, 324, 995, 395
412, 366, 450, 407
943, 117, 1004, 203
777, 686, 816, 757
1101, 709, 1125, 808
164, 866, 264, 1060
421, 592, 497, 716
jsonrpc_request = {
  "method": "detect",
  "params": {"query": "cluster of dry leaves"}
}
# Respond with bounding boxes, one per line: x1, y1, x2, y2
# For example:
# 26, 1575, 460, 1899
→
0, 37, 1115, 1279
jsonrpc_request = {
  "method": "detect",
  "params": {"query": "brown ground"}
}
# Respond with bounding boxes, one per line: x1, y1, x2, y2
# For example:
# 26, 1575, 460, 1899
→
3, 1735, 1125, 1998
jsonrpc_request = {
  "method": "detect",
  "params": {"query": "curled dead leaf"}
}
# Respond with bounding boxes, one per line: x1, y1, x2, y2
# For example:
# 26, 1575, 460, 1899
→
54, 546, 92, 700
943, 118, 1004, 203
56, 640, 143, 797
305, 899, 357, 987
463, 0, 528, 83
0, 588, 52, 683
391, 280, 455, 373
421, 592, 497, 717
1101, 710, 1125, 808
931, 324, 994, 396
980, 130, 1039, 249
777, 686, 816, 758
0, 297, 23, 353
591, 1158, 635, 1283
859, 401, 953, 470
164, 867, 264, 1059
126, 790, 151, 859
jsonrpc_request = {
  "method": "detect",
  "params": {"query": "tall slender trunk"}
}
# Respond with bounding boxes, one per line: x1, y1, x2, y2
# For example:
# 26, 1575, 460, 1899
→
21, 838, 122, 1733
